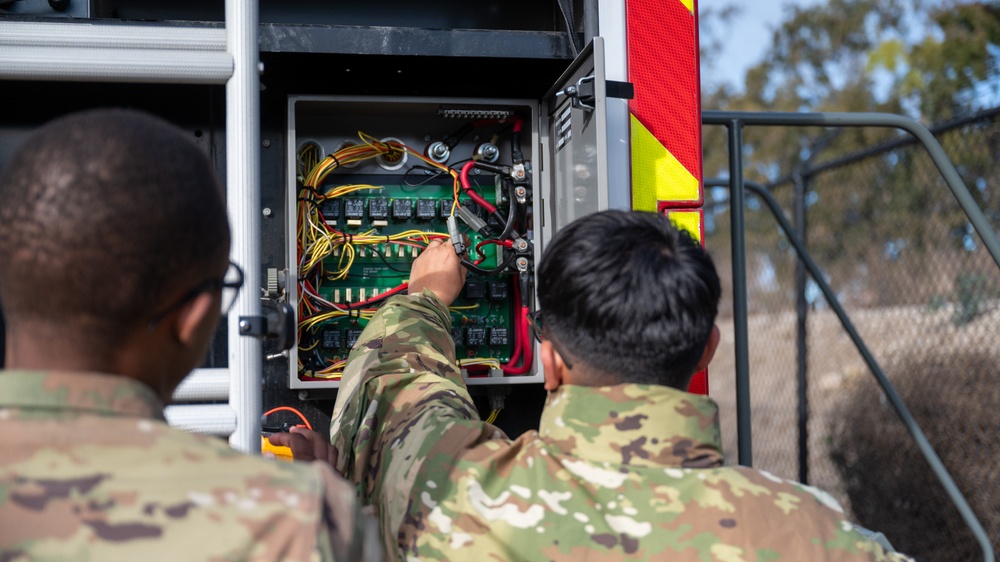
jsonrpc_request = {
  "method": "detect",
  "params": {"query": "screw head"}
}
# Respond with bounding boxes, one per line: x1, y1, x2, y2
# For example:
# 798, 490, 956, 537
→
262, 207, 273, 217
427, 141, 450, 163
262, 139, 271, 148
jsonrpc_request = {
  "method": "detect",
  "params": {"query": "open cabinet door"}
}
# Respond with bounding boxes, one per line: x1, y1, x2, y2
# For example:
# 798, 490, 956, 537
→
539, 37, 632, 242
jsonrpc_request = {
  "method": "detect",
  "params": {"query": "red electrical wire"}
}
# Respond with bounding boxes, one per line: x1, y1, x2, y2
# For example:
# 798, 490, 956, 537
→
473, 239, 513, 265
504, 313, 523, 371
503, 307, 532, 375
459, 161, 498, 214
502, 276, 533, 375
263, 406, 313, 430
347, 282, 409, 309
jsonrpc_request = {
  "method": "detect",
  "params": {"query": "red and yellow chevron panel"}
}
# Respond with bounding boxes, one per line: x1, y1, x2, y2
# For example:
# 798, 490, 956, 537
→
628, 0, 702, 211
666, 208, 704, 244
629, 0, 706, 393
666, 209, 708, 394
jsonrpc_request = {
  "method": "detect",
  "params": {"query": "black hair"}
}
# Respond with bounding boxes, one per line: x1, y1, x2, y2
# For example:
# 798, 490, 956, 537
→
0, 109, 229, 349
536, 210, 721, 388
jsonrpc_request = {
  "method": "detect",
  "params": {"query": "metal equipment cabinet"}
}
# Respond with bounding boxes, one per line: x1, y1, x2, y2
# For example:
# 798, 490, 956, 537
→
0, 0, 704, 450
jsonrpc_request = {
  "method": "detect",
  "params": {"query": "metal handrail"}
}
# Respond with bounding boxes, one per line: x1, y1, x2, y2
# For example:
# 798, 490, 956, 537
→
704, 174, 995, 562
704, 110, 1000, 468
703, 111, 1000, 271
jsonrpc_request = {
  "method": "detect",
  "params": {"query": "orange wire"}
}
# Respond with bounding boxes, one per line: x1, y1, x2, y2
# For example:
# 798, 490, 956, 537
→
263, 406, 313, 430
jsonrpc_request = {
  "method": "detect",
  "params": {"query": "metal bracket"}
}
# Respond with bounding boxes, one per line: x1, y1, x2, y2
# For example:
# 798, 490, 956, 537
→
557, 75, 596, 111
238, 301, 296, 352
556, 76, 634, 111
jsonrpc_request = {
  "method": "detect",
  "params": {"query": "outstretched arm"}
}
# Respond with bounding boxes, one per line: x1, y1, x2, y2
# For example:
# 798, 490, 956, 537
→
329, 240, 503, 555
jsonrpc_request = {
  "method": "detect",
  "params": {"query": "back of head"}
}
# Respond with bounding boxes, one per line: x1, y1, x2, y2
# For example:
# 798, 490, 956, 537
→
536, 210, 721, 388
0, 109, 229, 355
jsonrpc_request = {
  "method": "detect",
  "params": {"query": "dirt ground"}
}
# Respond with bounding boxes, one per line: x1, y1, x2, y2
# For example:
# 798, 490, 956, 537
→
708, 301, 1000, 518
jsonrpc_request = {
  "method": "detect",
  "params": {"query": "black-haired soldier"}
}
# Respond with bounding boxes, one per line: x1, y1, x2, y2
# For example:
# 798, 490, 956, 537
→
286, 209, 911, 561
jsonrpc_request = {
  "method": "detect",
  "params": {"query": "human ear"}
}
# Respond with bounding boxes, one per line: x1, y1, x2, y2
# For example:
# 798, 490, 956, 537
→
694, 325, 721, 372
174, 291, 218, 348
541, 340, 568, 391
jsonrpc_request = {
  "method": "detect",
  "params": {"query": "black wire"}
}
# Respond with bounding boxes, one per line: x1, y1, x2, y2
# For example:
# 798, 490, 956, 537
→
447, 158, 474, 172
404, 158, 473, 188
556, 0, 581, 56
445, 122, 476, 149
515, 195, 529, 238
368, 244, 409, 273
403, 165, 449, 187
462, 252, 517, 276
498, 181, 519, 240
344, 272, 407, 280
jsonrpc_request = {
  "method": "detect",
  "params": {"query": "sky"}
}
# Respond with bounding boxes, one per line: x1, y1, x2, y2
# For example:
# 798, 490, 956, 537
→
698, 1, 999, 109
698, 0, 823, 91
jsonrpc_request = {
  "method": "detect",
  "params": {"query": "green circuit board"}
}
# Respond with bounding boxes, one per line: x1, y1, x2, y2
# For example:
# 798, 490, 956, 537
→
297, 176, 515, 380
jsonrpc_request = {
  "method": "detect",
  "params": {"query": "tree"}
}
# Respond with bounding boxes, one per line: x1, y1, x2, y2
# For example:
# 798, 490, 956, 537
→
701, 0, 1000, 304
700, 4, 1000, 558
702, 0, 1000, 181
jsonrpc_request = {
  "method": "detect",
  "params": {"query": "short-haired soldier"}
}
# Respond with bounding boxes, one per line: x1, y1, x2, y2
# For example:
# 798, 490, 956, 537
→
0, 109, 376, 561
283, 210, 912, 561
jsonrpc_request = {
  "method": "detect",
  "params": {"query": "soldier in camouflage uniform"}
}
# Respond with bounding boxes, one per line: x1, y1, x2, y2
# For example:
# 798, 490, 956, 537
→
0, 110, 378, 561
319, 209, 913, 561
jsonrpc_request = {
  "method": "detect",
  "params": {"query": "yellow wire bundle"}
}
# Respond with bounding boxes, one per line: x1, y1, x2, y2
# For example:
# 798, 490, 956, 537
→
295, 132, 464, 379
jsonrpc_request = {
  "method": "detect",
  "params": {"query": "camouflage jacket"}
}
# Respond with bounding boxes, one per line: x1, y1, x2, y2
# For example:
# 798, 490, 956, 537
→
0, 370, 378, 562
331, 293, 913, 561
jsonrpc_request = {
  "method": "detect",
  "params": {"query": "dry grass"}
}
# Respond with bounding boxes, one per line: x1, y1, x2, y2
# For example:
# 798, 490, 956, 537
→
708, 302, 1000, 558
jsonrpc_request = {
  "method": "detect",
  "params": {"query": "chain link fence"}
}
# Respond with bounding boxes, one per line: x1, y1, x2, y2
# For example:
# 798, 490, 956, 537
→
704, 107, 1000, 561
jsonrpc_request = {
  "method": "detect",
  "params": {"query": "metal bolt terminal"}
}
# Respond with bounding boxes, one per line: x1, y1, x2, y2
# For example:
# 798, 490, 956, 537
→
516, 257, 529, 272
511, 163, 528, 181
514, 186, 528, 204
476, 143, 500, 163
427, 141, 450, 163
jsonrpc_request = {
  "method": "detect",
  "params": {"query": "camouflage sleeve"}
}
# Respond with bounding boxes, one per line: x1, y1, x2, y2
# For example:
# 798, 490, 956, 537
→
312, 462, 384, 562
329, 291, 503, 555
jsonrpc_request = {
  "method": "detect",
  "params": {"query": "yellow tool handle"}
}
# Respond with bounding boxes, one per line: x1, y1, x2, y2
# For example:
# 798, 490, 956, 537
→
261, 435, 294, 461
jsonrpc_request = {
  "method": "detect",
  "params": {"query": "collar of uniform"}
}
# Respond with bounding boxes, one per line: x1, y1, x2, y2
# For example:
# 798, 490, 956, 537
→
0, 370, 166, 421
538, 383, 724, 469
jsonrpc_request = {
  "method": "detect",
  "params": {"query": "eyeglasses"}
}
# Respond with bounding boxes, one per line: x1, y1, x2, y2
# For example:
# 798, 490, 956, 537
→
527, 310, 573, 369
148, 261, 245, 330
